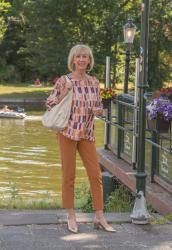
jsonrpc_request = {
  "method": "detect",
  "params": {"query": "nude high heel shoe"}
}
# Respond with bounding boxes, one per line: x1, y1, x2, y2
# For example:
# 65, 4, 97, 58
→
67, 216, 78, 233
93, 218, 116, 233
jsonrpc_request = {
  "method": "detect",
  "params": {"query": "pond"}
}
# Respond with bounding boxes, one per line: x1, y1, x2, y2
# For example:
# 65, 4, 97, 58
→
0, 115, 104, 204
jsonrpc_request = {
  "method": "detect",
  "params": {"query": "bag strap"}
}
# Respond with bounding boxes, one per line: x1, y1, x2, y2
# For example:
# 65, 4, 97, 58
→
65, 75, 73, 90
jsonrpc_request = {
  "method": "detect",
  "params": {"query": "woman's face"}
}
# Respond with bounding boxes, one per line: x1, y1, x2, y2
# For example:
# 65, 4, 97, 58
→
73, 51, 90, 72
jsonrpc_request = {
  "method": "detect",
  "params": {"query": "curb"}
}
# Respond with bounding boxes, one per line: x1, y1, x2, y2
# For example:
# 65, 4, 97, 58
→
0, 210, 168, 227
0, 209, 132, 226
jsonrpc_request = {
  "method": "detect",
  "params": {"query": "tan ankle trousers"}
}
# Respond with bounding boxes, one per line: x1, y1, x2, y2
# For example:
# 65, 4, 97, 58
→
58, 133, 103, 211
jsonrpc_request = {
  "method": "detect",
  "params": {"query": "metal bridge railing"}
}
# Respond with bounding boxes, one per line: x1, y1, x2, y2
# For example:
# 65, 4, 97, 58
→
98, 94, 172, 190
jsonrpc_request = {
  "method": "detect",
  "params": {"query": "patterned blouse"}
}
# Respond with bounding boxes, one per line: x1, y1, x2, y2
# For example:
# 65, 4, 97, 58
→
46, 74, 103, 141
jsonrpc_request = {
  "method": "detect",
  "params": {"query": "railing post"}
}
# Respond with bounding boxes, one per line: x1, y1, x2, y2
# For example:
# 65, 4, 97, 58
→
151, 131, 159, 182
105, 56, 110, 88
104, 56, 111, 149
132, 58, 139, 169
117, 95, 124, 158
104, 103, 111, 149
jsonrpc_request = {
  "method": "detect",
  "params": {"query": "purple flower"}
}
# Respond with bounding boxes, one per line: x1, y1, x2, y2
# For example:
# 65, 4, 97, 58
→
146, 97, 172, 121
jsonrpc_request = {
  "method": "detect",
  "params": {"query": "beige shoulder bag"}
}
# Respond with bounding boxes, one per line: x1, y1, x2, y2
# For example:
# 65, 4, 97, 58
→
42, 76, 73, 131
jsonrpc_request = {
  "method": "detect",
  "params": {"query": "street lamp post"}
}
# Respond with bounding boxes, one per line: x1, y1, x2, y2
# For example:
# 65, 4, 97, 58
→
130, 0, 151, 224
136, 0, 150, 195
123, 19, 136, 93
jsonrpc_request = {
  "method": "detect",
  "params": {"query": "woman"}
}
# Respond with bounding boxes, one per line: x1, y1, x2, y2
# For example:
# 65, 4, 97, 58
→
46, 44, 116, 233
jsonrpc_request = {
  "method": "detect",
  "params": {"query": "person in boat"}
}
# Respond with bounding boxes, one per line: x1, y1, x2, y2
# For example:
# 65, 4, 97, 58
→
34, 78, 42, 87
1, 105, 12, 112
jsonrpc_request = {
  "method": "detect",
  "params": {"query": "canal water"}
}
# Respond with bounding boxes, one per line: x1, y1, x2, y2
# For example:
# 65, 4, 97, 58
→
0, 116, 104, 201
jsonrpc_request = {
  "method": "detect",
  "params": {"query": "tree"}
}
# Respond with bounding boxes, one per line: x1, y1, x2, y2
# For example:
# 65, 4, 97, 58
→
0, 0, 27, 81
0, 0, 11, 42
148, 0, 172, 89
0, 0, 171, 89
0, 0, 11, 80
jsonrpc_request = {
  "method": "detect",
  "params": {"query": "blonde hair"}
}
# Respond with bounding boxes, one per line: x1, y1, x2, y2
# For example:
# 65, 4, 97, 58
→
67, 44, 94, 72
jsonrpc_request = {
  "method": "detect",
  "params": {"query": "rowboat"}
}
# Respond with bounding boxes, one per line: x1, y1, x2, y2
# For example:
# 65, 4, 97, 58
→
0, 111, 26, 119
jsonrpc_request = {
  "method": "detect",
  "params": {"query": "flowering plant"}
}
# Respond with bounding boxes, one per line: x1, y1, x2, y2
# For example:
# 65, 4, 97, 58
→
100, 88, 116, 99
146, 97, 172, 121
160, 87, 172, 95
160, 87, 172, 100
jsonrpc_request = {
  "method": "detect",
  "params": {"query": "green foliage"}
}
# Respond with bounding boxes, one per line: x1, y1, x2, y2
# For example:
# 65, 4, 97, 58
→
75, 182, 135, 213
80, 192, 93, 213
0, 196, 61, 209
0, 0, 26, 81
165, 214, 172, 222
104, 185, 134, 212
9, 181, 19, 200
74, 183, 93, 212
0, 0, 171, 89
0, 0, 11, 41
151, 214, 172, 225
0, 182, 61, 209
147, 204, 156, 213
148, 0, 172, 89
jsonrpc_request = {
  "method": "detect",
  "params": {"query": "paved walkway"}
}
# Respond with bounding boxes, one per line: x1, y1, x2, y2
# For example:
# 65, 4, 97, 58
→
0, 209, 172, 250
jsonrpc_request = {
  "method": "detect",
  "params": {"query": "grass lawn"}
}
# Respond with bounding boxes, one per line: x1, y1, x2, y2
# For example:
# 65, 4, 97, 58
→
0, 81, 136, 100
0, 82, 53, 100
3, 81, 170, 100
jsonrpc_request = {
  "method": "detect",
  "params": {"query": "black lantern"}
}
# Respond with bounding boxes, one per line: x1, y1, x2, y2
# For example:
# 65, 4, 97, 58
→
123, 19, 136, 93
123, 19, 136, 45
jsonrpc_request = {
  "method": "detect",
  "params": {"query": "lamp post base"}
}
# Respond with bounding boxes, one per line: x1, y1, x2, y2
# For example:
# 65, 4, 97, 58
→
130, 191, 151, 225
132, 218, 150, 225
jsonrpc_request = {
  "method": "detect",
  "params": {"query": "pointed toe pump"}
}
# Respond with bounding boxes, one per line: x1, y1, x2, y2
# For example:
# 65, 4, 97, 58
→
67, 216, 78, 234
93, 218, 116, 233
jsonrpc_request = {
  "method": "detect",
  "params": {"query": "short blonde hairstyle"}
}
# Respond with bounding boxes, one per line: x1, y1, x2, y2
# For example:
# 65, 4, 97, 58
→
67, 44, 94, 72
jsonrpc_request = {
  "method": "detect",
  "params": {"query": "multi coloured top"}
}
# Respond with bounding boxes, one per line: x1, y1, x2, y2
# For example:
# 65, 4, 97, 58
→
46, 74, 103, 141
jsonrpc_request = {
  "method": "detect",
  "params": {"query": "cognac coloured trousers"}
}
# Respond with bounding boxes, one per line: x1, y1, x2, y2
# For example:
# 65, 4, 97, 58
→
58, 133, 103, 210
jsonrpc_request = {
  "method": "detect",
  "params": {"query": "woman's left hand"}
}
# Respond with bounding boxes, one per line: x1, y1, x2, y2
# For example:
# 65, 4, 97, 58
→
92, 107, 103, 116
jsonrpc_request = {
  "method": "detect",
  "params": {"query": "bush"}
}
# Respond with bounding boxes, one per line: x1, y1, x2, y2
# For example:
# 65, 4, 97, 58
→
75, 182, 135, 213
74, 183, 93, 212
104, 185, 134, 212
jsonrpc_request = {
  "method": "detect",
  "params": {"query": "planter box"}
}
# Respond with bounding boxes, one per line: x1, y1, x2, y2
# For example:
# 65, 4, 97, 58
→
147, 116, 170, 133
102, 98, 111, 109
